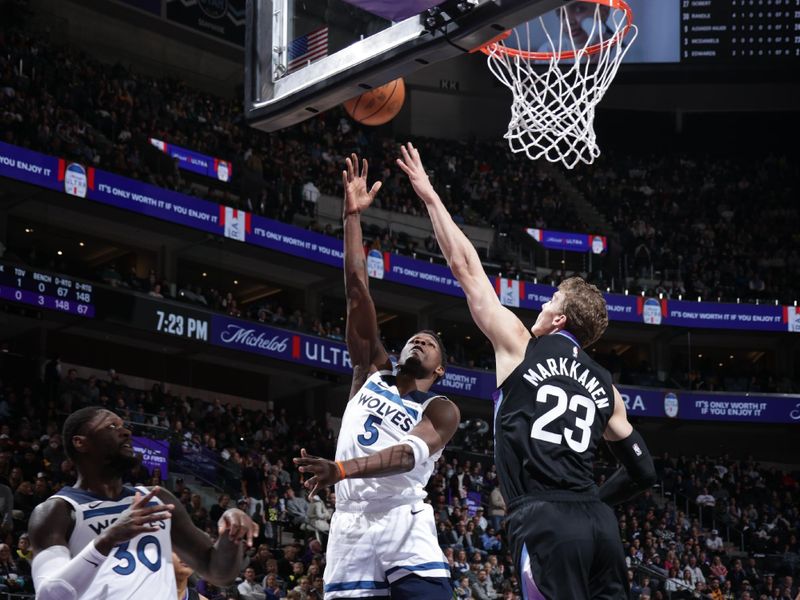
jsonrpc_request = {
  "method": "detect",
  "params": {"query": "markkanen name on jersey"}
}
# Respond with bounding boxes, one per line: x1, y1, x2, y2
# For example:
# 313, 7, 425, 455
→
522, 358, 610, 409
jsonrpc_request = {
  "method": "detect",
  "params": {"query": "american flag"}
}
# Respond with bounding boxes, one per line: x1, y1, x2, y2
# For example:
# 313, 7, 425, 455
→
287, 27, 329, 74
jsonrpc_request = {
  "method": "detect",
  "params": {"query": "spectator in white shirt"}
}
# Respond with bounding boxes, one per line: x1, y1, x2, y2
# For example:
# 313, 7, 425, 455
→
238, 566, 267, 600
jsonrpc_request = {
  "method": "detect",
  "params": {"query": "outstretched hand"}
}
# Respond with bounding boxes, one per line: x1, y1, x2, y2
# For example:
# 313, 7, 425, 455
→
343, 153, 382, 217
293, 448, 341, 498
217, 508, 259, 548
396, 142, 436, 202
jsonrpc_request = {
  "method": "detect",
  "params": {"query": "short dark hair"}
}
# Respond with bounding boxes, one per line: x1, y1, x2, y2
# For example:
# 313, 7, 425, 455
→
62, 406, 104, 461
557, 277, 608, 347
416, 329, 447, 379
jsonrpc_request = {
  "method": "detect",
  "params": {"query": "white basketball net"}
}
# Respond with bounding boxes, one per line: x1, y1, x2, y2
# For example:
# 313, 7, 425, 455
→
483, 1, 637, 169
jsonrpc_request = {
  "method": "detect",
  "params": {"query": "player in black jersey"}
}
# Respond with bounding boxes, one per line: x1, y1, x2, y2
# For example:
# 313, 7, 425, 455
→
398, 143, 657, 600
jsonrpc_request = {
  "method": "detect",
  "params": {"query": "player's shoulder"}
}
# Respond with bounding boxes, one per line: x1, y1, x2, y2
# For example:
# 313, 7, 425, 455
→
28, 495, 75, 546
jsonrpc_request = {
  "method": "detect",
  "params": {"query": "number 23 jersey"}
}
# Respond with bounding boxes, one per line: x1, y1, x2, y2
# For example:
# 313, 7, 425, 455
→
334, 369, 446, 512
493, 333, 615, 503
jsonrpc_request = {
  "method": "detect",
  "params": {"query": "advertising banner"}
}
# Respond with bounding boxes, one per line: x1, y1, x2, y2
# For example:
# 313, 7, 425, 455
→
526, 227, 607, 254
131, 436, 169, 479
1, 141, 797, 334
149, 138, 232, 182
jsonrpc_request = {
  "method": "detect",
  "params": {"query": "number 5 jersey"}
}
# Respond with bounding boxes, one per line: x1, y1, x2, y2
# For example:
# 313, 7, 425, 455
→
333, 369, 447, 512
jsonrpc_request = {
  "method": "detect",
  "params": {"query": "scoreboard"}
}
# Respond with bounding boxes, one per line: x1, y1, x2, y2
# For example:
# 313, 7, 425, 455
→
681, 0, 800, 62
0, 263, 95, 317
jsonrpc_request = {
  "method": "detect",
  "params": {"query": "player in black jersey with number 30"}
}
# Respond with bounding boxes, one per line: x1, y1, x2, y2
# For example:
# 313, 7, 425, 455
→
398, 143, 657, 600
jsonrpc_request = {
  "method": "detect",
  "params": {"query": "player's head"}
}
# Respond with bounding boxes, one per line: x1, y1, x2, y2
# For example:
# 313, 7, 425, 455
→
530, 277, 608, 347
559, 1, 611, 46
62, 406, 138, 474
397, 329, 447, 383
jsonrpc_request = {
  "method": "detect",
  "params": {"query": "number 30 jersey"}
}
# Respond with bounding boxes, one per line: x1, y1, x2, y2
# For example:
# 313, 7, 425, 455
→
334, 370, 447, 512
50, 485, 176, 600
493, 332, 615, 504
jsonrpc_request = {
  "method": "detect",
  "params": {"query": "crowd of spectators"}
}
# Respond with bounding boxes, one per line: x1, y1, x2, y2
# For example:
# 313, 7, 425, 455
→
573, 152, 799, 305
0, 355, 798, 599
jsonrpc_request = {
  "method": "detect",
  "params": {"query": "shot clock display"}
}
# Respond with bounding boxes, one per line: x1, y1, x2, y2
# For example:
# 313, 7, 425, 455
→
0, 263, 95, 317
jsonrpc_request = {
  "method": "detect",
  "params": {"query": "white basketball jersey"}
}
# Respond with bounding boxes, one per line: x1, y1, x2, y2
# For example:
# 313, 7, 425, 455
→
51, 485, 177, 600
334, 370, 447, 511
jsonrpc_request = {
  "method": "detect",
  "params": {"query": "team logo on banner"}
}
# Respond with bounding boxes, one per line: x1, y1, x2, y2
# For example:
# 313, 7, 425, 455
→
642, 298, 662, 325
497, 278, 521, 308
591, 235, 606, 254
367, 249, 384, 279
216, 160, 231, 182
219, 206, 251, 241
64, 163, 88, 198
784, 306, 800, 332
664, 392, 679, 418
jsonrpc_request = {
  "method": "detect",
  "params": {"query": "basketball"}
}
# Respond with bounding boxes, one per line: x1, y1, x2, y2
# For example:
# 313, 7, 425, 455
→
343, 78, 405, 126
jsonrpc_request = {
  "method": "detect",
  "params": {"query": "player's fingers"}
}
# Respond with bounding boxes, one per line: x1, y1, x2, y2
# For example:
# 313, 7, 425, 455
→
345, 157, 353, 180
131, 486, 161, 509
351, 153, 360, 177
246, 521, 256, 547
362, 158, 368, 181
218, 512, 232, 535
301, 448, 308, 458
400, 145, 411, 165
137, 512, 172, 525
396, 158, 410, 174
369, 181, 382, 198
342, 169, 348, 188
308, 480, 320, 499
228, 519, 243, 542
136, 504, 174, 518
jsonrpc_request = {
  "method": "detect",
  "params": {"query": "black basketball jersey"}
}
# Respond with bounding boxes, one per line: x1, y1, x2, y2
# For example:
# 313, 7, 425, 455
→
493, 332, 615, 503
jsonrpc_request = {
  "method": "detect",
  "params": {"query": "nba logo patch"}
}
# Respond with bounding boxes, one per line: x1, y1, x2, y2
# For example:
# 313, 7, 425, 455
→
572, 346, 578, 358
642, 298, 662, 325
64, 163, 87, 198
664, 392, 679, 418
367, 249, 384, 279
632, 443, 642, 457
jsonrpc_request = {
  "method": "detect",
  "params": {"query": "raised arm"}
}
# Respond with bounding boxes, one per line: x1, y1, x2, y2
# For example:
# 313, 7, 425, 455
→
396, 143, 529, 384
343, 154, 392, 398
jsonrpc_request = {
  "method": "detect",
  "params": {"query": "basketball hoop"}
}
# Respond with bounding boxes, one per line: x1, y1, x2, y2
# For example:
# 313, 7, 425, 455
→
478, 0, 637, 169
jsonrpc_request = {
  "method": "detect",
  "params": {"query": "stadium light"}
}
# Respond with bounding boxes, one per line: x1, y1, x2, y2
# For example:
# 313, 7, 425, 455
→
658, 293, 663, 300
678, 294, 682, 300
624, 289, 629, 295
697, 296, 701, 302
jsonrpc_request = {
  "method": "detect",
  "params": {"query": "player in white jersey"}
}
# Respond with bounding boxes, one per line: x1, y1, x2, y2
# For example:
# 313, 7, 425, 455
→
28, 407, 259, 600
294, 154, 460, 599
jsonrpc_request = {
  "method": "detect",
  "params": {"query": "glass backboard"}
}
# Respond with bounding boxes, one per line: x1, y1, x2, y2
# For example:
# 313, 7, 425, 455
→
245, 0, 564, 132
